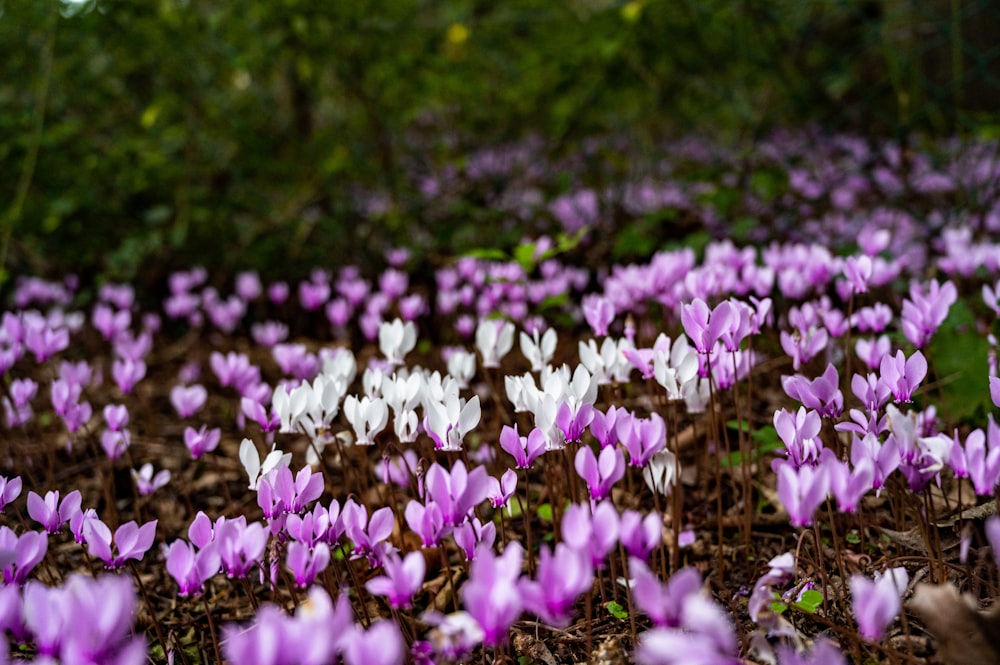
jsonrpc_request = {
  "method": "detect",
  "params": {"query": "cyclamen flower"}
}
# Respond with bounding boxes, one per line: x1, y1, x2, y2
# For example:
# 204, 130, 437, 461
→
343, 394, 389, 446
184, 425, 221, 459
27, 490, 81, 534
520, 327, 557, 373
0, 475, 23, 512
901, 279, 957, 348
879, 349, 927, 403
454, 518, 497, 561
850, 567, 908, 641
343, 619, 406, 665
499, 424, 546, 469
620, 509, 663, 562
239, 438, 292, 490
487, 469, 518, 512
461, 542, 523, 646
581, 294, 615, 337
519, 543, 593, 627
575, 445, 626, 503
131, 463, 170, 496
111, 357, 146, 394
475, 319, 515, 368
286, 541, 330, 588
378, 319, 417, 367
166, 540, 220, 596
366, 550, 426, 608
617, 411, 667, 467
0, 526, 48, 585
171, 384, 207, 418
83, 518, 157, 569
782, 364, 843, 418
775, 460, 829, 527
560, 501, 618, 568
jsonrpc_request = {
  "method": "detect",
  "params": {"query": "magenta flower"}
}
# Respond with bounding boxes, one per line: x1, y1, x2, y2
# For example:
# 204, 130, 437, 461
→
965, 417, 1000, 495
423, 460, 490, 527
618, 411, 667, 467
166, 539, 220, 596
630, 559, 702, 627
776, 640, 847, 665
131, 463, 171, 496
286, 541, 330, 588
519, 543, 593, 627
366, 550, 425, 609
487, 469, 518, 512
901, 279, 957, 348
217, 518, 268, 579
103, 403, 129, 431
460, 543, 523, 645
842, 255, 873, 294
342, 502, 395, 562
342, 619, 405, 665
990, 375, 1000, 409
258, 465, 324, 515
92, 304, 131, 341
0, 526, 48, 585
782, 364, 843, 418
241, 396, 281, 433
582, 294, 615, 337
620, 509, 662, 562
850, 567, 908, 641
681, 298, 734, 354
23, 322, 69, 362
773, 407, 823, 468
589, 405, 622, 448
27, 489, 81, 534
111, 357, 146, 394
560, 501, 618, 568
775, 460, 829, 527
404, 499, 447, 548
83, 518, 157, 569
575, 444, 626, 502
879, 349, 927, 403
0, 475, 22, 512
184, 425, 221, 460
171, 384, 208, 418
454, 517, 497, 561
827, 453, 874, 513
499, 424, 546, 469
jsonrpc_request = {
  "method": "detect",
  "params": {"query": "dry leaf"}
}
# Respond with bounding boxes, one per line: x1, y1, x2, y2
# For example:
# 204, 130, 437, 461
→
908, 583, 1000, 665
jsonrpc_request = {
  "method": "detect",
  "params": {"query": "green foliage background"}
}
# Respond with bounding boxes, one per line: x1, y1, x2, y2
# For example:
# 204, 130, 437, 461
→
1, 0, 998, 287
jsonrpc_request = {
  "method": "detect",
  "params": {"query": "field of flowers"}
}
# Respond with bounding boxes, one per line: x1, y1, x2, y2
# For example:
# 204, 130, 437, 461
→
3, 131, 1000, 665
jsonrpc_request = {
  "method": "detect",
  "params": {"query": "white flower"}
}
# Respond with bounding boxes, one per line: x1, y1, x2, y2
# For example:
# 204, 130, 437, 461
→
379, 318, 417, 366
520, 328, 557, 373
425, 379, 481, 451
642, 449, 678, 495
343, 395, 389, 446
447, 350, 477, 389
240, 438, 292, 490
476, 319, 515, 369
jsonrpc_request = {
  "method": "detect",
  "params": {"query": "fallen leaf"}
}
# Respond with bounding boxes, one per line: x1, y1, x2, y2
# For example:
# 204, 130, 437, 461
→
908, 583, 1000, 665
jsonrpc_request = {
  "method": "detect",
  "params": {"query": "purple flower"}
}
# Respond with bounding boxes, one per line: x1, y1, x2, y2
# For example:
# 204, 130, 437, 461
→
423, 460, 489, 528
27, 489, 81, 534
775, 460, 829, 527
990, 375, 1000, 409
342, 502, 395, 562
618, 411, 667, 467
366, 550, 425, 608
0, 526, 48, 585
184, 425, 221, 460
103, 403, 129, 431
843, 255, 873, 294
166, 540, 220, 596
83, 518, 157, 569
101, 428, 131, 460
286, 541, 330, 588
404, 499, 447, 548
620, 509, 662, 562
582, 294, 615, 337
681, 298, 734, 354
901, 279, 957, 348
827, 453, 874, 513
773, 407, 823, 468
342, 619, 405, 665
575, 444, 626, 503
486, 469, 518, 512
560, 501, 618, 568
454, 517, 496, 561
782, 364, 843, 418
776, 640, 847, 665
499, 424, 546, 469
131, 463, 171, 496
879, 349, 927, 403
171, 384, 208, 418
519, 543, 593, 627
461, 543, 523, 646
0, 475, 22, 512
217, 518, 268, 579
630, 560, 702, 627
589, 405, 622, 448
966, 416, 1000, 495
850, 567, 908, 641
111, 357, 146, 394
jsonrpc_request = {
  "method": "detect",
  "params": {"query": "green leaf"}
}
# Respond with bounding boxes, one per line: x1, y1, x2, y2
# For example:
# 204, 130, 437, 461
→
846, 531, 861, 544
928, 298, 991, 423
770, 600, 788, 614
463, 248, 509, 262
791, 589, 823, 613
536, 503, 553, 521
606, 601, 628, 620
513, 242, 537, 272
